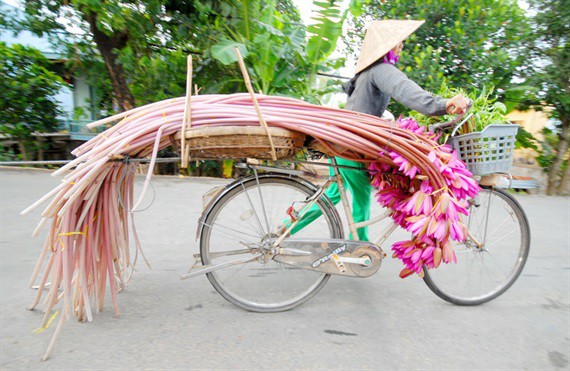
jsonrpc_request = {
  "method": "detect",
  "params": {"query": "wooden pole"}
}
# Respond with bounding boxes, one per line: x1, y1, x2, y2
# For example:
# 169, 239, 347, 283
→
234, 48, 277, 161
181, 55, 193, 168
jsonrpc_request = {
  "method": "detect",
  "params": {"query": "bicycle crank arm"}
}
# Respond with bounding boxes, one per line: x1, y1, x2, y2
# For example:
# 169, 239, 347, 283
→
273, 238, 384, 278
180, 253, 263, 280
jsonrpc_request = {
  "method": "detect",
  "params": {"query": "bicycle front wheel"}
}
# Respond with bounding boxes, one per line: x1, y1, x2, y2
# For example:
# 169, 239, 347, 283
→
423, 188, 530, 305
200, 174, 343, 312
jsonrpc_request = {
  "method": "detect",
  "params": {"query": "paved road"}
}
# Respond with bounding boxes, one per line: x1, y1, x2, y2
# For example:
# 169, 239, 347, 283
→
1, 167, 569, 370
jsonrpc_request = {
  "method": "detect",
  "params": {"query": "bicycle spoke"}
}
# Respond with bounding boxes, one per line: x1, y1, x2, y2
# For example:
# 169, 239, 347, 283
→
254, 169, 271, 235
484, 227, 518, 246
200, 176, 342, 312
481, 249, 513, 280
481, 213, 514, 243
423, 188, 530, 305
240, 180, 267, 237
206, 248, 258, 259
203, 221, 263, 242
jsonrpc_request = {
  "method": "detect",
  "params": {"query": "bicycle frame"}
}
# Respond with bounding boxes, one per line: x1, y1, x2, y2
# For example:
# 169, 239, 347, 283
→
271, 157, 397, 252
185, 101, 530, 308
255, 157, 483, 252
182, 156, 485, 280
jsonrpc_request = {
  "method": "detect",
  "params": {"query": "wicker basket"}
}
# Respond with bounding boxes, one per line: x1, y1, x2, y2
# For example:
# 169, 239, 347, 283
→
307, 139, 350, 157
175, 126, 306, 159
449, 124, 519, 175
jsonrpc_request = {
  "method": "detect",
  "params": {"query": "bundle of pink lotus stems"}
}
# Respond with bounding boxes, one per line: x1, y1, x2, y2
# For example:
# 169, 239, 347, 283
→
24, 93, 479, 360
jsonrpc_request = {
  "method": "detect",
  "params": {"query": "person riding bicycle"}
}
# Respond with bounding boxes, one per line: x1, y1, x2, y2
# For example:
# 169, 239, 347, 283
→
291, 19, 470, 241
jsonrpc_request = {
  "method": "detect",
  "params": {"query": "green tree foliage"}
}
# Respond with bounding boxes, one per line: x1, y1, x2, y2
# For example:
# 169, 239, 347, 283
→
14, 1, 227, 113
8, 0, 369, 171
0, 42, 64, 160
13, 0, 372, 108
122, 48, 190, 105
20, 0, 172, 111
535, 127, 558, 170
207, 0, 310, 96
345, 0, 530, 117
207, 0, 366, 102
520, 0, 569, 195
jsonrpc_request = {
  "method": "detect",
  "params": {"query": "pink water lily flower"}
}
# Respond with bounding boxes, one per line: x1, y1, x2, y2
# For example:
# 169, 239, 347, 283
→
405, 215, 431, 237
432, 193, 469, 221
375, 187, 407, 210
367, 117, 481, 278
449, 172, 481, 199
391, 210, 408, 228
397, 116, 425, 135
428, 150, 480, 199
368, 161, 391, 174
392, 240, 424, 275
429, 217, 450, 240
402, 181, 433, 215
449, 220, 467, 242
390, 151, 420, 179
446, 150, 467, 169
441, 239, 457, 263
392, 240, 416, 259
439, 143, 453, 153
428, 151, 455, 179
392, 236, 439, 275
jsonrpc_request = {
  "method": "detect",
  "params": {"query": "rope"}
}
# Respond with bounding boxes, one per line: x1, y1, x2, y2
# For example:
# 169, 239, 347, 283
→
0, 157, 182, 166
0, 157, 370, 174
0, 160, 72, 166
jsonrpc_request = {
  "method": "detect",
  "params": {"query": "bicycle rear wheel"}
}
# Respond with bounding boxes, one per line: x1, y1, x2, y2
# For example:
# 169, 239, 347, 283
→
199, 174, 343, 312
423, 188, 530, 305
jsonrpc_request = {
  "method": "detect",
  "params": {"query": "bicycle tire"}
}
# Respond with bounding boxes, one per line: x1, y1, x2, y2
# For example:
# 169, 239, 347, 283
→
200, 174, 343, 312
423, 188, 530, 305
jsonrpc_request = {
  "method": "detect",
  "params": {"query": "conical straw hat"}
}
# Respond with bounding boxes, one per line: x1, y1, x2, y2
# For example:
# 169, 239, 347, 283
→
354, 19, 425, 74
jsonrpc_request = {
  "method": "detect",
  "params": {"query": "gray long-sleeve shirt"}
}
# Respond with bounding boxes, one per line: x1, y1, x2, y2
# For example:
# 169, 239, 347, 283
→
345, 62, 448, 117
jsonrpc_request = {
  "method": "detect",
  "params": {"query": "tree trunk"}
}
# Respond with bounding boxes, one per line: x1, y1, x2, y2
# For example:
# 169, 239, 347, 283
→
85, 12, 135, 112
546, 123, 569, 195
557, 155, 570, 196
17, 139, 28, 161
36, 134, 44, 161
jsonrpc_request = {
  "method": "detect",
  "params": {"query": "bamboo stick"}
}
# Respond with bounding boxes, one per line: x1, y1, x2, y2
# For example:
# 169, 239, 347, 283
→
181, 55, 193, 168
234, 47, 277, 161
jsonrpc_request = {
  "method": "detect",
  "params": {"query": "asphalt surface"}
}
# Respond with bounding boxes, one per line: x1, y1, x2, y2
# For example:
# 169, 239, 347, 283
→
1, 167, 569, 370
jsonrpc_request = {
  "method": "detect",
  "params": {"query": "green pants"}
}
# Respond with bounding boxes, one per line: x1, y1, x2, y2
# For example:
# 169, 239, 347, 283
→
291, 157, 372, 241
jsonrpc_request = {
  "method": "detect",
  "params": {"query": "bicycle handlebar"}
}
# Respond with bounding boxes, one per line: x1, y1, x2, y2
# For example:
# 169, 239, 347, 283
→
427, 99, 473, 134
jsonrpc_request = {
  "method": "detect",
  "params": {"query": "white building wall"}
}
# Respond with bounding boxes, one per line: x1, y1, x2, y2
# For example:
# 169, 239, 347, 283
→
73, 76, 94, 121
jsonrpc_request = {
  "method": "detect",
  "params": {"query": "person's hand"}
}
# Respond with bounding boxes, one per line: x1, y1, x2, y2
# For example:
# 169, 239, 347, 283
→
446, 94, 470, 115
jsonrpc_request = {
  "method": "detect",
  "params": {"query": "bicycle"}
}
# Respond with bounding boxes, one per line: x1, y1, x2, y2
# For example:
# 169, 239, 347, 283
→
182, 108, 531, 312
